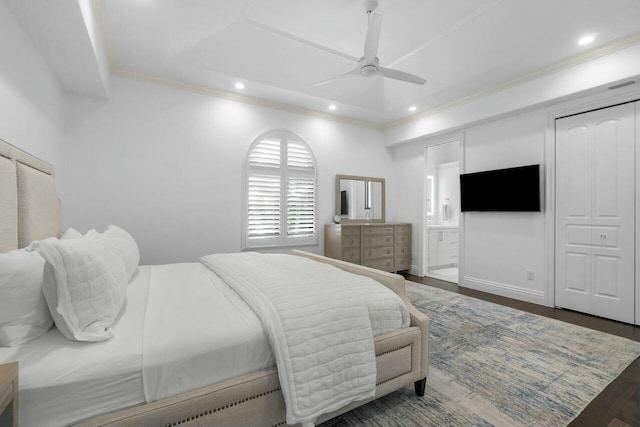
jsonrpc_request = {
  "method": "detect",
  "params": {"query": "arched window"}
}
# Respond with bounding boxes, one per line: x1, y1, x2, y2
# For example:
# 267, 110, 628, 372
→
243, 130, 317, 249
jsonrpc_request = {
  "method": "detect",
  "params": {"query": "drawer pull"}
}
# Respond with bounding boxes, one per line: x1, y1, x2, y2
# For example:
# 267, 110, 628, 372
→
386, 249, 391, 254
368, 251, 372, 256
368, 239, 372, 244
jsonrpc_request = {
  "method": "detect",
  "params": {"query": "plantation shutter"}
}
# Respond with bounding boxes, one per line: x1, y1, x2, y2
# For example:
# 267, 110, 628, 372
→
286, 137, 315, 238
247, 175, 281, 239
245, 131, 316, 248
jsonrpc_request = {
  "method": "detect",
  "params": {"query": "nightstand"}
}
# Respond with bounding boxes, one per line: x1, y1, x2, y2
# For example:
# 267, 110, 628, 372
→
0, 362, 17, 427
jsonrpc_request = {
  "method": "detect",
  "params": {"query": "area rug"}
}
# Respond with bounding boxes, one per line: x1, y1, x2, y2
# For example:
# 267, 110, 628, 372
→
321, 282, 640, 427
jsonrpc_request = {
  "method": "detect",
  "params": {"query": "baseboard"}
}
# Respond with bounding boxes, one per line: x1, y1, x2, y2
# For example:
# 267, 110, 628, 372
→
461, 276, 546, 305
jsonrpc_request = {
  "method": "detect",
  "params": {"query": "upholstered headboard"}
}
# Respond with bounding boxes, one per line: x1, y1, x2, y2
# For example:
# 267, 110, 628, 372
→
0, 139, 61, 253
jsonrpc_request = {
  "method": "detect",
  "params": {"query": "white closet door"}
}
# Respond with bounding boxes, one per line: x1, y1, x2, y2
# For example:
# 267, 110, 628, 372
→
555, 103, 635, 324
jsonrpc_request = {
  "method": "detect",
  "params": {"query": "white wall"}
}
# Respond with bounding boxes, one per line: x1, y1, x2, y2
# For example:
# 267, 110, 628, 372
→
390, 142, 425, 273
61, 76, 395, 264
435, 162, 459, 226
461, 110, 546, 304
426, 142, 459, 225
0, 1, 65, 167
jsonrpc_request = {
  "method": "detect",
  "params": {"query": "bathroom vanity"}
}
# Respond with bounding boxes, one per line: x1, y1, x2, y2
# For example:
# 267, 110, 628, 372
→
427, 225, 458, 268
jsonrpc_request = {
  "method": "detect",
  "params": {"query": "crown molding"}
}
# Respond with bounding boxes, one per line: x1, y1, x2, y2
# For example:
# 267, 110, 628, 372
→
112, 68, 385, 130
383, 31, 640, 130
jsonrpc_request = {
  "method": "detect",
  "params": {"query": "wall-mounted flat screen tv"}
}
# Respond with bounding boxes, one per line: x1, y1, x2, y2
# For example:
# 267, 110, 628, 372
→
460, 164, 541, 212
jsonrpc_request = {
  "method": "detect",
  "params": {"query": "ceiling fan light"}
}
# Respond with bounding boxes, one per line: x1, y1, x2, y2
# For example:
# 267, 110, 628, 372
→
360, 65, 378, 77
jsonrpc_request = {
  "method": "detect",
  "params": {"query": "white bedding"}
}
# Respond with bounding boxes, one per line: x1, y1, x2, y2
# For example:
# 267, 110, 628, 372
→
142, 263, 275, 402
0, 260, 409, 426
201, 253, 410, 426
0, 266, 150, 427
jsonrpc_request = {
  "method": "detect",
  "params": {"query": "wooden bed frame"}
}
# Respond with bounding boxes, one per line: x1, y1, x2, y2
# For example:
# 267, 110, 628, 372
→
0, 138, 430, 426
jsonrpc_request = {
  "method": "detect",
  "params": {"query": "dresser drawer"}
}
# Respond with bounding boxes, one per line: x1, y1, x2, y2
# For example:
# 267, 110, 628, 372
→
395, 256, 411, 271
396, 233, 410, 246
396, 245, 410, 257
363, 246, 394, 260
342, 236, 360, 248
362, 226, 395, 235
342, 227, 361, 236
363, 235, 394, 247
342, 249, 361, 263
395, 225, 410, 234
363, 257, 394, 272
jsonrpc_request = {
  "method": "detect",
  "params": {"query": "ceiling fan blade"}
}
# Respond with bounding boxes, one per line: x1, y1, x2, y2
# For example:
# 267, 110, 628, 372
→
311, 67, 360, 87
364, 13, 382, 63
378, 66, 426, 85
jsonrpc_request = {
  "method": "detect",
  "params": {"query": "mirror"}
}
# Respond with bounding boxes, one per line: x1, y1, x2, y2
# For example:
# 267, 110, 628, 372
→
336, 175, 385, 222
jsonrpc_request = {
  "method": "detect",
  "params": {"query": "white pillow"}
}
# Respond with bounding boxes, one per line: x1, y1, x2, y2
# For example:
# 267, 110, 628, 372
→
61, 227, 82, 239
0, 249, 53, 346
101, 225, 140, 281
31, 236, 128, 342
61, 228, 96, 240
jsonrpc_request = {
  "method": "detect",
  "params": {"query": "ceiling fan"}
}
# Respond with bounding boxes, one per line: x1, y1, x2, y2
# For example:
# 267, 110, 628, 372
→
312, 0, 426, 88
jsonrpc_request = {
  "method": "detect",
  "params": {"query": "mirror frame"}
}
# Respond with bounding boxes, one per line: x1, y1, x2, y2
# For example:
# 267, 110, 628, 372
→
335, 174, 386, 223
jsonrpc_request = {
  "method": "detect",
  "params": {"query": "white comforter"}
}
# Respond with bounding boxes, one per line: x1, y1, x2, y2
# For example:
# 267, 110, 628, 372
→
143, 263, 275, 402
201, 252, 410, 426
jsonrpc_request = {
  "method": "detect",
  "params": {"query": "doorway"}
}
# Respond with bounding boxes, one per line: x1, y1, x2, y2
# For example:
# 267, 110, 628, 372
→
424, 140, 460, 284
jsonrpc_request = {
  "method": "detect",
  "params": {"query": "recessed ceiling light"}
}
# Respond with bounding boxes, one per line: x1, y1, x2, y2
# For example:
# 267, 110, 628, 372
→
234, 82, 245, 90
408, 105, 417, 112
329, 104, 337, 111
578, 34, 596, 46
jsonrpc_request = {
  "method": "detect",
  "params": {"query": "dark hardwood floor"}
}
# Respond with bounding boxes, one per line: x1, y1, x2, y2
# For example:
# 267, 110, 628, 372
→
402, 273, 640, 427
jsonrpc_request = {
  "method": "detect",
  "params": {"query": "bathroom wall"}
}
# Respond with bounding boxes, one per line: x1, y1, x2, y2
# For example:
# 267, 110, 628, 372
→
436, 161, 460, 225
426, 142, 460, 225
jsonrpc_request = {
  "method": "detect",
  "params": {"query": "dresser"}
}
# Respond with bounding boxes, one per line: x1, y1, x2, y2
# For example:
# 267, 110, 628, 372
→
324, 223, 411, 272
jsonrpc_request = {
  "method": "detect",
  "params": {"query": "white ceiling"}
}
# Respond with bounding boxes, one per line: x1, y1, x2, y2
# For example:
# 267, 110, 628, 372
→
7, 0, 640, 125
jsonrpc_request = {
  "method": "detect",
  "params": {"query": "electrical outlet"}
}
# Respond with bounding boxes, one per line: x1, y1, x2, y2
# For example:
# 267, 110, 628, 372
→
526, 270, 535, 281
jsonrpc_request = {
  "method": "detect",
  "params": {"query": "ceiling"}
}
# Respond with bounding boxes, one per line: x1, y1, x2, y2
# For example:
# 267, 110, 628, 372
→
6, 0, 640, 126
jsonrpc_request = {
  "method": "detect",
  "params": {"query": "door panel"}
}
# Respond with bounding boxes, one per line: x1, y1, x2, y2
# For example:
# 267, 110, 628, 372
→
593, 255, 619, 298
567, 126, 591, 218
593, 120, 621, 218
556, 102, 635, 324
565, 252, 590, 293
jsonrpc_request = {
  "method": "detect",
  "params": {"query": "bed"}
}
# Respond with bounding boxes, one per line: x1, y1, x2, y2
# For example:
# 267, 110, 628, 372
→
0, 138, 430, 427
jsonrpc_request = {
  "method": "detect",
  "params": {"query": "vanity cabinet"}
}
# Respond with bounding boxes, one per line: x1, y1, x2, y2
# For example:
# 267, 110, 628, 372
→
325, 223, 411, 272
427, 228, 458, 267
